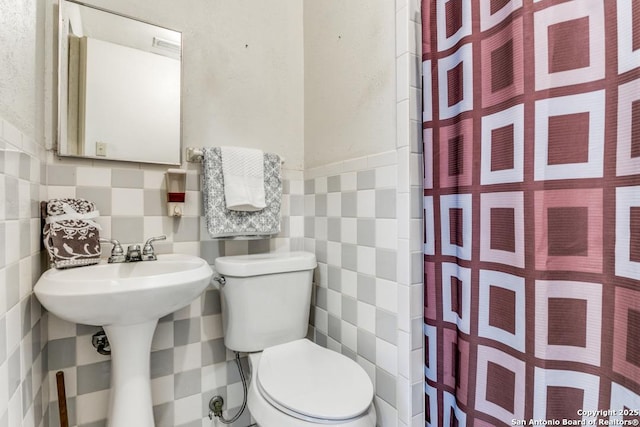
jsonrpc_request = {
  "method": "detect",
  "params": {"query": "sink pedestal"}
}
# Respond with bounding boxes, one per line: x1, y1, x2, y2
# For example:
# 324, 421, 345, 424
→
104, 320, 158, 427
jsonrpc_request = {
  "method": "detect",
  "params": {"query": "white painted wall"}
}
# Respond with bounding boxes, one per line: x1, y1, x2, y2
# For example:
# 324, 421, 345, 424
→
303, 0, 396, 169
0, 0, 45, 143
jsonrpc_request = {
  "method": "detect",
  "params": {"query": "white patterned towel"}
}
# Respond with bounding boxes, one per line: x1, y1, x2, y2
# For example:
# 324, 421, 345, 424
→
202, 147, 282, 239
220, 146, 266, 211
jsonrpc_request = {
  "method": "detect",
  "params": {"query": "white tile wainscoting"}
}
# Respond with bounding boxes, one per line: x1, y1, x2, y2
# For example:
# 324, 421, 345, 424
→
0, 116, 49, 427
43, 160, 304, 427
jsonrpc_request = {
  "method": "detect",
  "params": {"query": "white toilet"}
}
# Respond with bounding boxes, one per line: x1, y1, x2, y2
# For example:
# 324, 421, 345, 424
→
214, 251, 377, 427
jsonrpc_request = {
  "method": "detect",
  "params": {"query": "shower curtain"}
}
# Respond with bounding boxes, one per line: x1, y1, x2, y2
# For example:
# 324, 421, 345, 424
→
422, 1, 640, 425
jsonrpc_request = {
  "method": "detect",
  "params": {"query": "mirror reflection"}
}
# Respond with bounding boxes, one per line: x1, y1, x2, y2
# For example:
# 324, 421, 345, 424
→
58, 0, 182, 165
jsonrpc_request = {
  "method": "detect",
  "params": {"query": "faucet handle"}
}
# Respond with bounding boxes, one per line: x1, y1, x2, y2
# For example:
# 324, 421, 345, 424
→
142, 235, 167, 261
99, 238, 125, 263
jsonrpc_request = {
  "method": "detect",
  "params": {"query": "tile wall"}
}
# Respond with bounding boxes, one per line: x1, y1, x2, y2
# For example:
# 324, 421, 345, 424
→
303, 149, 423, 427
0, 116, 49, 427
43, 157, 304, 427
304, 151, 401, 425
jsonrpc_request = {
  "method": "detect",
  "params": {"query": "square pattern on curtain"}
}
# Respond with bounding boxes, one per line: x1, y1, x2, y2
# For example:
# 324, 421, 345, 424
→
422, 0, 640, 425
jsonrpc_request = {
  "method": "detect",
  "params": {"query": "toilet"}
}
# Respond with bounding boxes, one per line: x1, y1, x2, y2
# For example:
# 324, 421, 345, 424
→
214, 251, 377, 427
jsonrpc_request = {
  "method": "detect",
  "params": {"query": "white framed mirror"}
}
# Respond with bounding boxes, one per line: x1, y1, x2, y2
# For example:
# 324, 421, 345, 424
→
57, 0, 182, 165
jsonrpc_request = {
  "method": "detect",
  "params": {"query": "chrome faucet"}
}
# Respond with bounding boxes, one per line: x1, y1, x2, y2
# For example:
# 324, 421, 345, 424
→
101, 235, 167, 263
141, 235, 167, 261
99, 238, 126, 263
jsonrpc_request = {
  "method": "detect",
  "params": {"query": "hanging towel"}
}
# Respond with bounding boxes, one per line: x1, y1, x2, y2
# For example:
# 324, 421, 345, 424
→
220, 146, 266, 211
202, 147, 282, 239
42, 198, 102, 269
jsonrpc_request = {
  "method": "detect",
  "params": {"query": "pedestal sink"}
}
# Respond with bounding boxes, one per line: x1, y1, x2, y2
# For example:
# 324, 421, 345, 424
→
34, 254, 213, 427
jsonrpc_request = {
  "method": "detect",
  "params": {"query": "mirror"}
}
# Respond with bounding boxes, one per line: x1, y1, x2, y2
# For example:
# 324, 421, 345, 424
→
58, 0, 182, 165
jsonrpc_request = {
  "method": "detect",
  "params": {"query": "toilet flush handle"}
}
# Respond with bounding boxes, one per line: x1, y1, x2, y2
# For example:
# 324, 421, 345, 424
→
213, 275, 226, 286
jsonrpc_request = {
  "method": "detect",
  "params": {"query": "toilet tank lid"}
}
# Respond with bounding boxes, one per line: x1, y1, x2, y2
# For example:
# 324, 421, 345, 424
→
214, 251, 317, 277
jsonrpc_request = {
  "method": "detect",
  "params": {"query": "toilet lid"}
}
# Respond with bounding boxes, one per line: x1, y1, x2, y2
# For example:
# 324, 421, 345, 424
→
257, 339, 374, 421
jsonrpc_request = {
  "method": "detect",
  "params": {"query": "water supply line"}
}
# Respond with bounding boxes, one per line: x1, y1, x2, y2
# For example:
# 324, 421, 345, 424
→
208, 351, 248, 424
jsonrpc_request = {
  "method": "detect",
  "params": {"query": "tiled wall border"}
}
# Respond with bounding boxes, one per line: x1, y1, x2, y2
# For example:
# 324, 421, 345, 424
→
395, 0, 424, 426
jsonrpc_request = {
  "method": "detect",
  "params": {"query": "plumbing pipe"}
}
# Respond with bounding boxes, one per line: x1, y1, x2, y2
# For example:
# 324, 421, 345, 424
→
56, 371, 69, 427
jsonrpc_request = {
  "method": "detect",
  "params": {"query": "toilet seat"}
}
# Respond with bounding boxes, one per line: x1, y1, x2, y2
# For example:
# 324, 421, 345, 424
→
256, 339, 374, 423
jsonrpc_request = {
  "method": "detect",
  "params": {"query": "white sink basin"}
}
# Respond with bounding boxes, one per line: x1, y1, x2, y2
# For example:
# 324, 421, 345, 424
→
34, 253, 213, 427
35, 253, 213, 325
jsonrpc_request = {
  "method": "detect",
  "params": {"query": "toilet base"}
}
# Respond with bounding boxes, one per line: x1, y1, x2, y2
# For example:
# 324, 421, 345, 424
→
247, 351, 376, 427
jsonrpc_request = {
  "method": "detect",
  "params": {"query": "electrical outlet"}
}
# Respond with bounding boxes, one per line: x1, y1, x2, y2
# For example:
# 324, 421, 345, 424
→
96, 142, 107, 157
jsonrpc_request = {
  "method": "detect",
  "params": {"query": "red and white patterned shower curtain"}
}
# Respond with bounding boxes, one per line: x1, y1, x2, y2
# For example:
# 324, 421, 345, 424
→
422, 0, 640, 425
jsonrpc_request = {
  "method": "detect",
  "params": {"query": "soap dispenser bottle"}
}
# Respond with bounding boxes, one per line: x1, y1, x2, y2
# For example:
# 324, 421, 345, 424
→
166, 169, 187, 217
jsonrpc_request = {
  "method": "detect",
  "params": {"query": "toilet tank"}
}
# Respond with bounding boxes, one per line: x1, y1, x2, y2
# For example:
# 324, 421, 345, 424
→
214, 251, 317, 352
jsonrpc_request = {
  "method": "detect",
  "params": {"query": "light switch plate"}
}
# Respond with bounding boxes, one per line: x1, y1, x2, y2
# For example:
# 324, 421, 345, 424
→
96, 142, 107, 157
